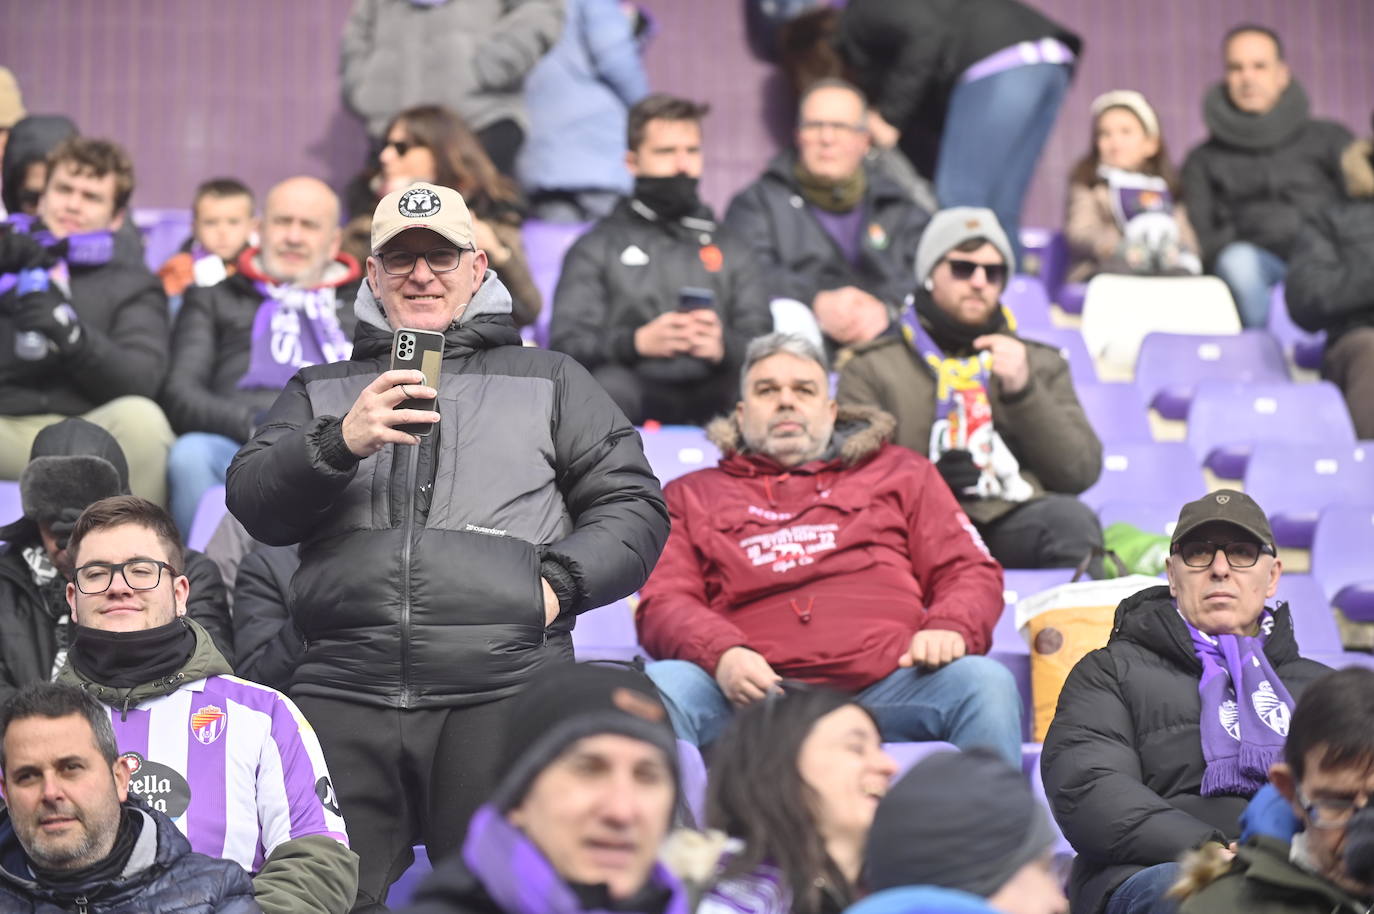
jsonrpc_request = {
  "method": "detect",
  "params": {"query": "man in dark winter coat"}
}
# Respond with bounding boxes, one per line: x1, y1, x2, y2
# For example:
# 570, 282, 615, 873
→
400, 663, 688, 914
548, 94, 772, 425
226, 182, 669, 911
637, 332, 1022, 766
0, 136, 174, 504
0, 681, 261, 913
1182, 25, 1352, 328
161, 175, 363, 536
0, 418, 233, 708
1176, 667, 1374, 914
1043, 490, 1330, 914
1285, 115, 1374, 439
723, 80, 929, 349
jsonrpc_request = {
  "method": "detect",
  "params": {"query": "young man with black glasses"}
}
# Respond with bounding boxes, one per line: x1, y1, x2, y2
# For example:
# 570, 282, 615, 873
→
226, 182, 669, 911
840, 205, 1104, 574
55, 494, 358, 914
1042, 490, 1330, 914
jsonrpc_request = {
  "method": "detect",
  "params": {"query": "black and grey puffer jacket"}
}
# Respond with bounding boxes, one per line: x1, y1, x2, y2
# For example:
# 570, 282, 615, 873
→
225, 273, 669, 708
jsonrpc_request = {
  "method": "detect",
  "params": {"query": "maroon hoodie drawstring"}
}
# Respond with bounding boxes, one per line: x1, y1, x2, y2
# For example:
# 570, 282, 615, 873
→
789, 596, 814, 624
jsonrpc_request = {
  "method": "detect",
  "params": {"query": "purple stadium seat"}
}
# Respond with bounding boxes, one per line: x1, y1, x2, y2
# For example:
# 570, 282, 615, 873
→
883, 741, 959, 777
1268, 283, 1326, 371
131, 208, 193, 275
521, 219, 592, 347
386, 846, 432, 908
1097, 500, 1182, 539
1134, 331, 1288, 421
1186, 380, 1356, 479
1075, 383, 1154, 445
572, 599, 643, 662
1058, 281, 1088, 314
1311, 505, 1374, 623
1026, 746, 1075, 858
0, 480, 20, 527
1021, 327, 1098, 385
1274, 574, 1342, 654
1004, 274, 1052, 329
678, 740, 708, 826
1244, 443, 1374, 548
1002, 568, 1078, 611
1080, 442, 1204, 511
1019, 227, 1068, 302
637, 425, 720, 485
186, 485, 226, 552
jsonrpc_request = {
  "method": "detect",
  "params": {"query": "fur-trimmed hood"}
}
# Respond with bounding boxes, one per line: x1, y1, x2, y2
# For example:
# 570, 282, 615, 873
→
705, 403, 896, 470
1342, 138, 1374, 199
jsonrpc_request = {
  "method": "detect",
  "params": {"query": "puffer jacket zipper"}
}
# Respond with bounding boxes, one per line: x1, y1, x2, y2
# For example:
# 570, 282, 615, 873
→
399, 444, 421, 708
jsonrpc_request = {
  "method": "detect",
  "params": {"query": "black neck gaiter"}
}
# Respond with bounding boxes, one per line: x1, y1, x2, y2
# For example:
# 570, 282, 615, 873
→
29, 805, 143, 891
912, 287, 1008, 355
69, 618, 196, 689
632, 174, 701, 221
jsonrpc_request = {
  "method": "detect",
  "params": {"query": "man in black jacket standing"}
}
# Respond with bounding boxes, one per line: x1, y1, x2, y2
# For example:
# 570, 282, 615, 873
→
0, 136, 174, 505
548, 94, 771, 425
226, 182, 669, 912
1042, 490, 1329, 914
1182, 25, 1352, 328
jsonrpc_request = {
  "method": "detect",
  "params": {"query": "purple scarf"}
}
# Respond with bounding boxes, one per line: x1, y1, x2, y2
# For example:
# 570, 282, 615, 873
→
236, 281, 351, 390
462, 804, 691, 914
1184, 610, 1296, 797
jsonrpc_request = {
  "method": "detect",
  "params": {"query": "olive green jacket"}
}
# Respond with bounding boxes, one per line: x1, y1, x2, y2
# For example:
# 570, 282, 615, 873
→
1180, 836, 1374, 914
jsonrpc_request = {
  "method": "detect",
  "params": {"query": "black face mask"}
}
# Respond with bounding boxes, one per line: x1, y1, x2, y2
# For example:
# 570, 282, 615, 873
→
632, 174, 700, 221
1344, 805, 1374, 887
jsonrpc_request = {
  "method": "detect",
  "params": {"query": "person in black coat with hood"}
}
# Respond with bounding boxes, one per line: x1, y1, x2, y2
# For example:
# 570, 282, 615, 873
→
1042, 490, 1329, 914
1181, 25, 1351, 329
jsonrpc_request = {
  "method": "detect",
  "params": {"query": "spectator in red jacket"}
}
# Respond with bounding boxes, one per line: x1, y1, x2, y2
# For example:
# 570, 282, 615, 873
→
636, 332, 1021, 765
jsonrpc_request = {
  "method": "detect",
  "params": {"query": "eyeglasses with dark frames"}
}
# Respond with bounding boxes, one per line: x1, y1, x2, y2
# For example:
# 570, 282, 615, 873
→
944, 259, 1009, 285
378, 247, 473, 276
1169, 540, 1275, 568
1297, 788, 1371, 829
383, 138, 414, 157
74, 559, 179, 595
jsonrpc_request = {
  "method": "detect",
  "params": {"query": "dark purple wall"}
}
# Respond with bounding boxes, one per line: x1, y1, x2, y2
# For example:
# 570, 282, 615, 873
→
3, 0, 1370, 229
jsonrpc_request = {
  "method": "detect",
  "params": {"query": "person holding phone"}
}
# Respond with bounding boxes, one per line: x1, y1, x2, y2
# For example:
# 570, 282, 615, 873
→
548, 94, 772, 426
225, 182, 669, 912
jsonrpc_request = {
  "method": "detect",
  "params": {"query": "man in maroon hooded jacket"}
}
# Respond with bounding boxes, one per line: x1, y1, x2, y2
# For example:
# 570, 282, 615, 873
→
637, 332, 1021, 764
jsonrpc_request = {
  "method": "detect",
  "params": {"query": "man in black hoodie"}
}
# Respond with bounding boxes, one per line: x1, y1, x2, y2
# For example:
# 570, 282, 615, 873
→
1182, 25, 1352, 329
548, 94, 772, 424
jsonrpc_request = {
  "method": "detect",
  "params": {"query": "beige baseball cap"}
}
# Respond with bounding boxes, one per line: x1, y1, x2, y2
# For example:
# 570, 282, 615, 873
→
0, 67, 26, 129
371, 182, 474, 253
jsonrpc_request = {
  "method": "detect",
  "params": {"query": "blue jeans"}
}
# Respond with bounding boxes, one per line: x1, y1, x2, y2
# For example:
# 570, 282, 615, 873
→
1104, 863, 1182, 914
167, 432, 241, 536
935, 62, 1073, 264
646, 655, 1023, 767
1212, 241, 1287, 328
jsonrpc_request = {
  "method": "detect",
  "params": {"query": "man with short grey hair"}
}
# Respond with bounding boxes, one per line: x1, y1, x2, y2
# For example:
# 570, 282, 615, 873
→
636, 332, 1021, 764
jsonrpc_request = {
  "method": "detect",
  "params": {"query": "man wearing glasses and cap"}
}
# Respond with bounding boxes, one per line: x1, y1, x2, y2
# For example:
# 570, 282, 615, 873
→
226, 182, 668, 911
1042, 490, 1330, 914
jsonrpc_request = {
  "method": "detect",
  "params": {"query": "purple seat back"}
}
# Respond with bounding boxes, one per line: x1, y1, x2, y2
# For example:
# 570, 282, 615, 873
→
1080, 442, 1204, 511
0, 480, 21, 532
1186, 381, 1356, 479
1267, 283, 1326, 370
882, 741, 959, 777
1021, 327, 1098, 385
186, 485, 227, 551
1058, 281, 1088, 315
638, 425, 720, 486
1004, 274, 1052, 329
521, 220, 592, 347
131, 208, 193, 274
1075, 383, 1154, 445
678, 740, 708, 826
1312, 504, 1374, 623
1097, 499, 1183, 538
1273, 574, 1342, 654
1244, 443, 1374, 547
572, 600, 643, 662
1134, 331, 1289, 421
385, 846, 432, 908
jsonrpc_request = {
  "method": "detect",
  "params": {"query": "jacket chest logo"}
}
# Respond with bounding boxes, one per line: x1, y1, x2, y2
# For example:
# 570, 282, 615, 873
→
191, 705, 227, 745
739, 523, 839, 574
619, 244, 650, 266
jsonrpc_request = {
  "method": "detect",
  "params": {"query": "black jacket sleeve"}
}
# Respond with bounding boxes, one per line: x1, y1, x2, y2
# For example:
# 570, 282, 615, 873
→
1042, 650, 1227, 867
162, 285, 256, 440
67, 266, 170, 401
540, 356, 669, 613
1181, 149, 1234, 270
184, 549, 236, 665
547, 229, 639, 369
836, 0, 943, 130
231, 544, 305, 693
723, 184, 819, 306
1285, 206, 1374, 333
720, 238, 775, 370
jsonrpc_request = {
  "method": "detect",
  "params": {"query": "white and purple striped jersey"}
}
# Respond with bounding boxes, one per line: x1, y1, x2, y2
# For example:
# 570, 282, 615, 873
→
106, 673, 349, 873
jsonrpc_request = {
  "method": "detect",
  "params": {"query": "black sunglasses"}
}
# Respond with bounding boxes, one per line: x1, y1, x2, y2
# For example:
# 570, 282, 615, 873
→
383, 139, 414, 157
945, 259, 1008, 285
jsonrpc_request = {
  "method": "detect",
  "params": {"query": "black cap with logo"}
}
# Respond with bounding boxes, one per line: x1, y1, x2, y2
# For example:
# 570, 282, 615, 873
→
1171, 489, 1274, 548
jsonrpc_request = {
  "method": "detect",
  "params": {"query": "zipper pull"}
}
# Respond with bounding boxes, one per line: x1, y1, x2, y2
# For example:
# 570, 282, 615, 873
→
75, 896, 89, 914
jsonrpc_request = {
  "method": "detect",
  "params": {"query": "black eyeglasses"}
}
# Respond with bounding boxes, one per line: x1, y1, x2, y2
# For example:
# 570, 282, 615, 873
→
74, 559, 179, 595
945, 259, 1008, 285
383, 139, 414, 157
379, 247, 472, 275
1170, 540, 1275, 568
1297, 789, 1370, 830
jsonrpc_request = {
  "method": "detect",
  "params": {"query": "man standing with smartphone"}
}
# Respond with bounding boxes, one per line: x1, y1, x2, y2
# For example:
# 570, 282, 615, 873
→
225, 182, 669, 912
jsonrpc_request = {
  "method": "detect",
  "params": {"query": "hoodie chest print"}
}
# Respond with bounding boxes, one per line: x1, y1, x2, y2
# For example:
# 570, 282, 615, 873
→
739, 522, 840, 574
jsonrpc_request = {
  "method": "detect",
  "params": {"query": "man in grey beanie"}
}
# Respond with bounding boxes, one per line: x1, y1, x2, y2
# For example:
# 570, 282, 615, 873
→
838, 206, 1105, 575
853, 747, 1067, 914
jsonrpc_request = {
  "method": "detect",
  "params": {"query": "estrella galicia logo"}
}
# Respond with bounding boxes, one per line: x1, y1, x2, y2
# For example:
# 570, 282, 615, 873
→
316, 776, 341, 816
399, 187, 441, 218
120, 752, 192, 818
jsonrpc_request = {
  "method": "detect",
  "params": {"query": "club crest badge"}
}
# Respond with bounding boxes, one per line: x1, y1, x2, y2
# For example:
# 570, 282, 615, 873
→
1252, 680, 1290, 737
1219, 699, 1241, 741
399, 187, 441, 218
191, 705, 227, 745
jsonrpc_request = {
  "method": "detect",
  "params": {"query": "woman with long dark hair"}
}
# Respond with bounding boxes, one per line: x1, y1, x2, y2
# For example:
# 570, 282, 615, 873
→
344, 104, 542, 326
698, 685, 897, 914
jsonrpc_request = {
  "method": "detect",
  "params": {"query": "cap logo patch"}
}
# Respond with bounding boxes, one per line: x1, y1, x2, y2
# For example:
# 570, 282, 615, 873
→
399, 187, 441, 218
1215, 494, 1230, 505
612, 687, 665, 723
965, 219, 980, 230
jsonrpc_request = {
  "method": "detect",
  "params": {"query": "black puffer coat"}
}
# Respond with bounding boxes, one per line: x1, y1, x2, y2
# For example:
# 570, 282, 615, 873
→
1041, 585, 1329, 914
226, 275, 669, 708
1182, 81, 1351, 268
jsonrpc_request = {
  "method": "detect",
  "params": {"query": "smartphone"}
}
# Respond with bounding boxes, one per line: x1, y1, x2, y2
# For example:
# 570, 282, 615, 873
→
677, 286, 716, 313
389, 327, 445, 437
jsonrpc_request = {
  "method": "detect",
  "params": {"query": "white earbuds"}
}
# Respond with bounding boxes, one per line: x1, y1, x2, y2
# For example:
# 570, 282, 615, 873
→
924, 277, 934, 291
